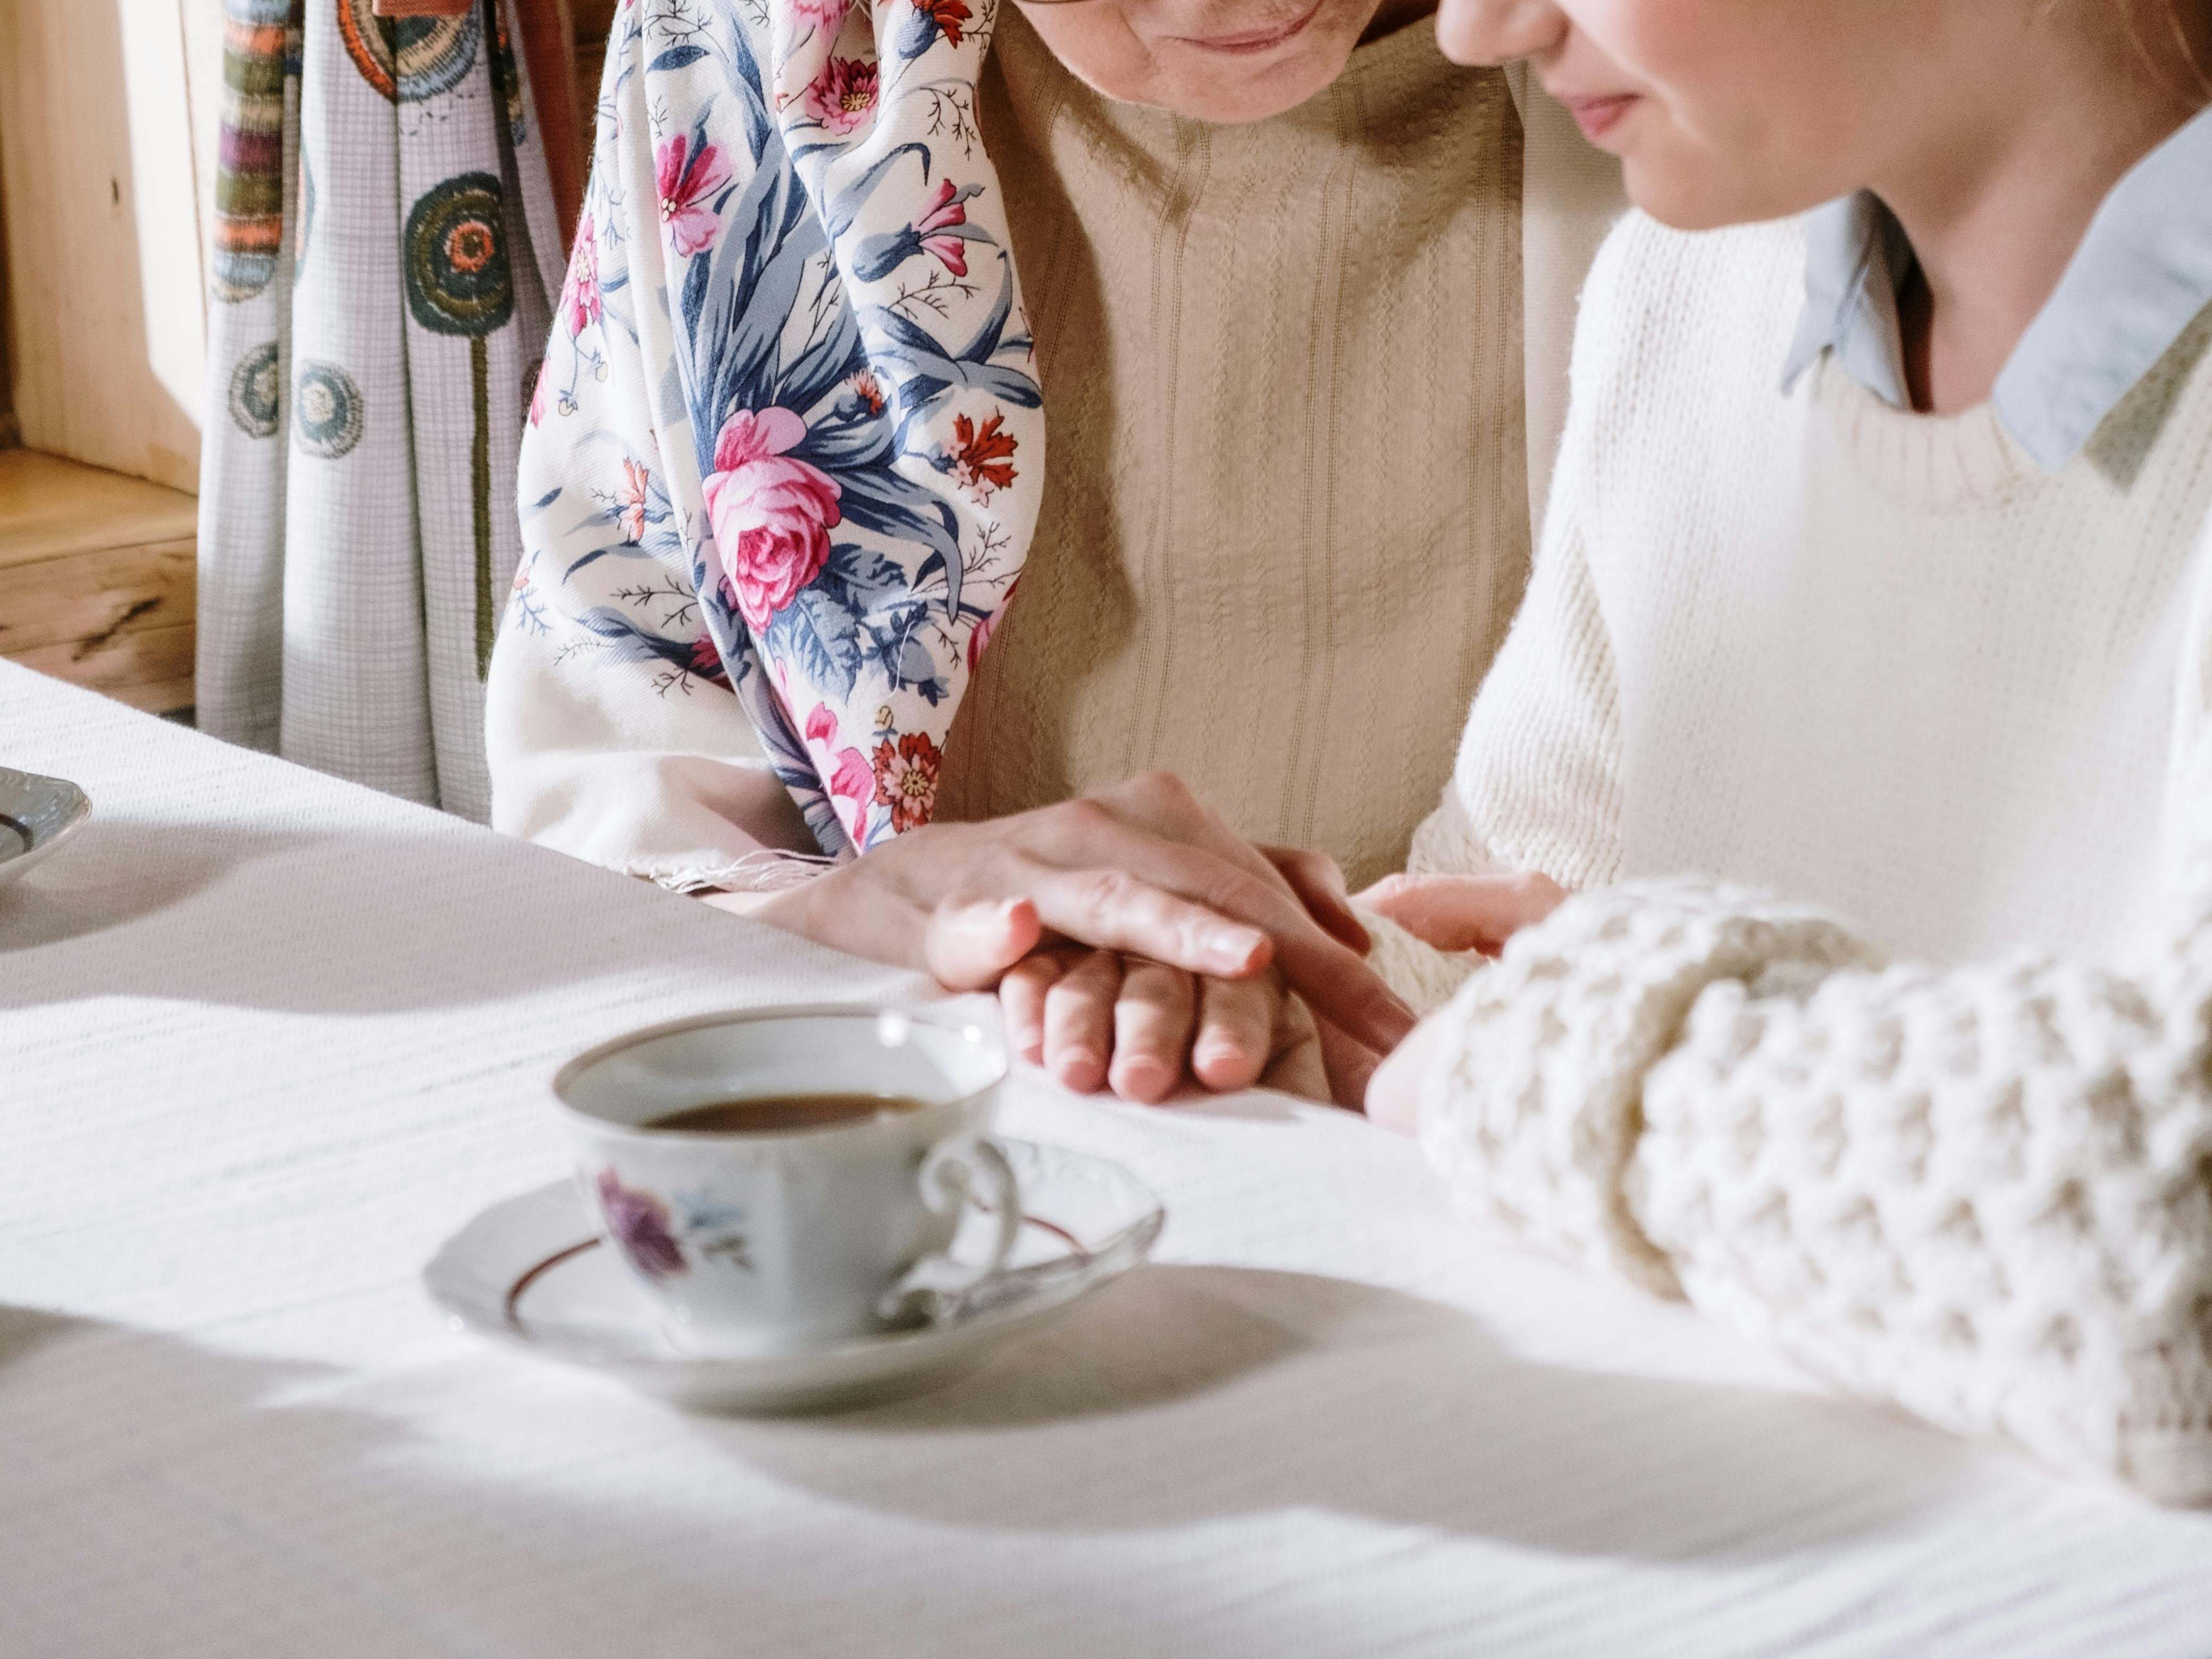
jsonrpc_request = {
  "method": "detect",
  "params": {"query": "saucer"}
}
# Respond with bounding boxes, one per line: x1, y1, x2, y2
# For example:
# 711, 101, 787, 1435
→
0, 767, 90, 889
425, 1138, 1165, 1413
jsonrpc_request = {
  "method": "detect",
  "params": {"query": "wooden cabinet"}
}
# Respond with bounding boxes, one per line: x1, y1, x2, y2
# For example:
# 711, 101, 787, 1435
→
0, 451, 197, 718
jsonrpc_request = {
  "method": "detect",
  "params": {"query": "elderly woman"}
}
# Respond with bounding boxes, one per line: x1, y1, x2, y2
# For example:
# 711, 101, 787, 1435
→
488, 0, 1616, 1098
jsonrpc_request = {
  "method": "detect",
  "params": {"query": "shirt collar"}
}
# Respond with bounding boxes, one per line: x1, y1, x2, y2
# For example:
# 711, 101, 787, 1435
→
1780, 103, 2212, 471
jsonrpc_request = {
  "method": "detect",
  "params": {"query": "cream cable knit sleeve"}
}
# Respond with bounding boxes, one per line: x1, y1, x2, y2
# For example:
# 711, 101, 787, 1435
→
1411, 463, 2212, 1499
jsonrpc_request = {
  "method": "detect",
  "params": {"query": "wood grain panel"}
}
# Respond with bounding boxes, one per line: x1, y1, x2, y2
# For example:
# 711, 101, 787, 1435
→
0, 450, 198, 715
0, 450, 197, 568
9, 620, 196, 715
0, 541, 196, 656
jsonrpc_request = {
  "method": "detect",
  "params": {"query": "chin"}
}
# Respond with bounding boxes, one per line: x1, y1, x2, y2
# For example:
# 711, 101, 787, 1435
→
1621, 156, 1817, 234
1150, 33, 1360, 123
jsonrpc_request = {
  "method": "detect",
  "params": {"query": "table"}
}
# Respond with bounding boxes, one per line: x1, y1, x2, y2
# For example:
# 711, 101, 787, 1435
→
6, 658, 2212, 1658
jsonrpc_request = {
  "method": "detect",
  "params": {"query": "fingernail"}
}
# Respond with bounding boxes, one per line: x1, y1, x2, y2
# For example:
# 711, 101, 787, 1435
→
1206, 929, 1266, 971
1113, 1058, 1175, 1103
1054, 1049, 1104, 1090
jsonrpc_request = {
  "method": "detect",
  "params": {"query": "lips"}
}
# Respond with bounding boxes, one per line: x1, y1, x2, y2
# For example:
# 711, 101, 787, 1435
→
1174, 0, 1325, 55
1556, 93, 1639, 141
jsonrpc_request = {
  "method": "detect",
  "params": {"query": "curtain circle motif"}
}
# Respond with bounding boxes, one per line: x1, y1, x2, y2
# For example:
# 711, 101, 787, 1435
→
337, 0, 482, 103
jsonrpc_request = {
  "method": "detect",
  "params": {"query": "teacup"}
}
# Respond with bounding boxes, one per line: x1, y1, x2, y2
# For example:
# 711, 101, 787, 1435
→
553, 1004, 1019, 1355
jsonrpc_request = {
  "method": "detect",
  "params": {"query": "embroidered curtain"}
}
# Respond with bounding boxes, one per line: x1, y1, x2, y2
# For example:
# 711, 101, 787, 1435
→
196, 0, 566, 819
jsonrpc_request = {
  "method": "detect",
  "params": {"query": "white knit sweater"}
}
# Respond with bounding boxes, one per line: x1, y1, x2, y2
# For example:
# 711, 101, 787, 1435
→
1394, 212, 2212, 1502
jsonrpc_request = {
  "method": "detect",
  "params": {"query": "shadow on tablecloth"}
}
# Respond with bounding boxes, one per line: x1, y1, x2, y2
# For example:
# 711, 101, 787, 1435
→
0, 812, 826, 1016
0, 1296, 2108, 1658
706, 1262, 1978, 1562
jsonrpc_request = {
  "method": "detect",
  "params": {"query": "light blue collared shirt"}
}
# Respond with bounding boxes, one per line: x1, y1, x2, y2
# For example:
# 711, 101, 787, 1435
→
1780, 103, 2212, 472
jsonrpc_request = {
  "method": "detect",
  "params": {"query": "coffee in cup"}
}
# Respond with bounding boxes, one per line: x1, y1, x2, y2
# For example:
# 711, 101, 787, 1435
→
554, 1005, 1019, 1355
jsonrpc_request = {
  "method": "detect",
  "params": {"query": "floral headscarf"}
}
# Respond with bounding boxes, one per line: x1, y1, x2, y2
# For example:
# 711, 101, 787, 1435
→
509, 0, 1041, 856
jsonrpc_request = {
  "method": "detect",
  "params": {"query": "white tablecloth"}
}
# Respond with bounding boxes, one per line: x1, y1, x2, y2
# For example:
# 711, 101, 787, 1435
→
5, 658, 2212, 1658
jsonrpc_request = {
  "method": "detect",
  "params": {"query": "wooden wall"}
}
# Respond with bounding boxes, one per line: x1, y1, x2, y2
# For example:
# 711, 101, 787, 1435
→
574, 0, 619, 113
0, 0, 220, 495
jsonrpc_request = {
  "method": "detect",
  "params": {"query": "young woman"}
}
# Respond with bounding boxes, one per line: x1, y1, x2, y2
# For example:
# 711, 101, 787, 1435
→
1342, 0, 2212, 1501
487, 0, 1622, 1103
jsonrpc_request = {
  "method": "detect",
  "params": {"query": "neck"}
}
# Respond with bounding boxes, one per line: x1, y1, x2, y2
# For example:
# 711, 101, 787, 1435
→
1361, 0, 1436, 45
1881, 13, 2206, 415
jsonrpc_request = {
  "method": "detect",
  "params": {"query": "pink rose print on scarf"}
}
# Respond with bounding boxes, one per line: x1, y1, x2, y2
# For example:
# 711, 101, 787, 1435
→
596, 1170, 685, 1279
701, 407, 843, 631
803, 57, 879, 137
656, 135, 733, 257
560, 213, 602, 336
806, 703, 876, 832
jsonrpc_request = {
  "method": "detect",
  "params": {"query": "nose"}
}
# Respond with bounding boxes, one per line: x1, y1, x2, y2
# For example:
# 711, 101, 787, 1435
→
1434, 0, 1567, 66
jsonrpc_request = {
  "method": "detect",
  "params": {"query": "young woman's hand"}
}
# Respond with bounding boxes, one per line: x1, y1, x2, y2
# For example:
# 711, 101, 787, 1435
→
748, 773, 1416, 1056
1356, 869, 1567, 955
1360, 869, 1568, 1134
1363, 1009, 1449, 1133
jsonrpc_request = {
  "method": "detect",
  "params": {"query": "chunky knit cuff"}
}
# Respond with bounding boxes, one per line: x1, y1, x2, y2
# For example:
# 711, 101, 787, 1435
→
1415, 879, 1880, 1297
1634, 953, 2212, 1504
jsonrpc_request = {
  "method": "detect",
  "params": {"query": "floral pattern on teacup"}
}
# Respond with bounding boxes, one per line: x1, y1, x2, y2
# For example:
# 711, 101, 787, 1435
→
594, 1170, 758, 1280
596, 1170, 686, 1278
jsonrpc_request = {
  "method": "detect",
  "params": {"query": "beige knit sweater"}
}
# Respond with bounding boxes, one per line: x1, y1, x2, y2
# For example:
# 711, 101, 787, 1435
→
1389, 210, 2212, 1502
941, 12, 1530, 886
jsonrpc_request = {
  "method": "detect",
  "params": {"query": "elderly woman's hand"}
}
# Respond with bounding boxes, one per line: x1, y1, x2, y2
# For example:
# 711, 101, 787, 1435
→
748, 772, 1415, 1058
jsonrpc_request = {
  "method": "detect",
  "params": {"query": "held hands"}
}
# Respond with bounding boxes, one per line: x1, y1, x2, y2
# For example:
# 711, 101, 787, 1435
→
1000, 864, 1570, 1110
748, 770, 1417, 1060
740, 763, 1564, 1112
997, 843, 1371, 1107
